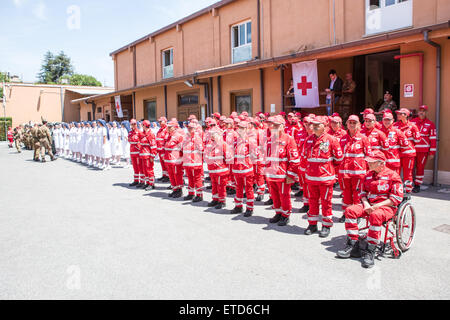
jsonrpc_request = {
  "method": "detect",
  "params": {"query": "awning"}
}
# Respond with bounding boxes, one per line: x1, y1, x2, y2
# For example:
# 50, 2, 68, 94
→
66, 88, 114, 96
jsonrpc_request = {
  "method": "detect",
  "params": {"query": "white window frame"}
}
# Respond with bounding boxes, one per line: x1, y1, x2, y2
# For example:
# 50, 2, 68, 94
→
231, 20, 252, 64
162, 48, 174, 79
365, 0, 412, 36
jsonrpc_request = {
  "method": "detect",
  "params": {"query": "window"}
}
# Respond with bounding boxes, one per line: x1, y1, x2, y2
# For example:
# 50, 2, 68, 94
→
162, 48, 173, 79
365, 0, 412, 36
178, 93, 199, 106
231, 21, 252, 64
231, 91, 252, 116
87, 112, 92, 121
144, 100, 157, 121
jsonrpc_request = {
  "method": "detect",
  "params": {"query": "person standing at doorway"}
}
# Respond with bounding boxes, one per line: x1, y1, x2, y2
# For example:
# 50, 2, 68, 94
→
340, 73, 357, 108
325, 69, 343, 116
376, 91, 398, 121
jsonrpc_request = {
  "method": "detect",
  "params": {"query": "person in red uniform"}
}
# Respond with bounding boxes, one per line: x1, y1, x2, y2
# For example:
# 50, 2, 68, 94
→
224, 118, 237, 195
156, 117, 170, 182
182, 122, 204, 202
394, 108, 421, 196
304, 116, 344, 238
361, 108, 383, 131
205, 127, 234, 209
139, 120, 158, 191
338, 115, 373, 222
296, 116, 314, 208
337, 150, 404, 268
164, 120, 185, 198
361, 113, 389, 155
410, 105, 437, 193
249, 117, 267, 202
7, 127, 14, 148
128, 119, 143, 187
380, 111, 408, 176
265, 116, 300, 226
328, 115, 347, 190
230, 121, 258, 216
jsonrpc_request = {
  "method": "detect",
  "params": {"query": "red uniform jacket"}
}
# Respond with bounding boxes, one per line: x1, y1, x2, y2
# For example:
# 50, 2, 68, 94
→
164, 129, 184, 165
361, 127, 389, 153
304, 133, 344, 185
380, 125, 409, 168
128, 129, 141, 157
264, 133, 300, 183
232, 134, 259, 177
182, 131, 204, 168
360, 168, 404, 206
410, 117, 437, 156
139, 130, 157, 158
205, 140, 234, 176
156, 126, 169, 153
394, 120, 420, 158
339, 131, 372, 179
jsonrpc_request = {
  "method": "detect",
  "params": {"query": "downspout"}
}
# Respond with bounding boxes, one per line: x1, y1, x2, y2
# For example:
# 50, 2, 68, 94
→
260, 68, 265, 113
195, 79, 210, 118
164, 85, 168, 118
217, 76, 222, 114
394, 53, 423, 106
209, 77, 214, 114
423, 30, 441, 187
280, 65, 285, 112
132, 92, 136, 119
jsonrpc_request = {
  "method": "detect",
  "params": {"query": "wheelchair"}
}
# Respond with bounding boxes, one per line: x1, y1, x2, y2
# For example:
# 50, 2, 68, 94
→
358, 199, 416, 259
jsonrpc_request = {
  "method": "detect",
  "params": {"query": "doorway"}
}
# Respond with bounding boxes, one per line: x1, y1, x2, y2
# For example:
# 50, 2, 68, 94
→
354, 50, 400, 115
231, 90, 253, 115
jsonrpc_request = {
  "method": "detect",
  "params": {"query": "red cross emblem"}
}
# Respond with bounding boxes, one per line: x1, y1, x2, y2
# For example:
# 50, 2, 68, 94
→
116, 101, 121, 113
297, 76, 312, 96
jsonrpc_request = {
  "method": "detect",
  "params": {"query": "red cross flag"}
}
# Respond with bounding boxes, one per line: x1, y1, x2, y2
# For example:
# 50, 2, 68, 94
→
292, 59, 319, 108
115, 96, 124, 118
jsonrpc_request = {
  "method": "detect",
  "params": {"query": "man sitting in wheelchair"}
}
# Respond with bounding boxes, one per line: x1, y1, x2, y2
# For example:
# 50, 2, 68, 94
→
337, 150, 404, 268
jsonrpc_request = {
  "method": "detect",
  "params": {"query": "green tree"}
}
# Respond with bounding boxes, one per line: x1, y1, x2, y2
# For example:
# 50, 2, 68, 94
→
61, 74, 102, 87
0, 72, 10, 98
37, 51, 74, 84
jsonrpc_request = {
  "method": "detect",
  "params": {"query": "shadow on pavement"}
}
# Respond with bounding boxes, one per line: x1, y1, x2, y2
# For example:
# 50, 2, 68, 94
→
231, 214, 306, 236
112, 183, 136, 190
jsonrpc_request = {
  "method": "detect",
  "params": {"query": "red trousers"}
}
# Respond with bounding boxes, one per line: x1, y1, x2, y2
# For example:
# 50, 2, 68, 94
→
299, 172, 309, 205
158, 152, 169, 177
340, 176, 364, 210
131, 156, 142, 183
140, 157, 155, 186
415, 152, 428, 186
234, 175, 254, 210
211, 174, 229, 203
227, 165, 236, 189
386, 163, 401, 175
267, 181, 293, 217
344, 204, 396, 245
184, 166, 204, 196
167, 164, 184, 191
254, 164, 266, 195
307, 183, 334, 227
400, 156, 415, 193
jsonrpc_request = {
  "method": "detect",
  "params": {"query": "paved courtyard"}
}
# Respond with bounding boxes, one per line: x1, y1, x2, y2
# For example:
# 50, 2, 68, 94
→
1, 142, 449, 300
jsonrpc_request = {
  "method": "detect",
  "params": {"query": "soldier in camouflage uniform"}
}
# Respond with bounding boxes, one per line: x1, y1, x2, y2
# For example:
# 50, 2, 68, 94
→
38, 120, 57, 162
13, 126, 23, 153
30, 123, 41, 161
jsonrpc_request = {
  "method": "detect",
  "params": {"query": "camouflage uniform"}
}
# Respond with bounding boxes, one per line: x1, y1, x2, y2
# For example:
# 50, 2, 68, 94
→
38, 124, 56, 162
31, 125, 41, 161
13, 128, 23, 153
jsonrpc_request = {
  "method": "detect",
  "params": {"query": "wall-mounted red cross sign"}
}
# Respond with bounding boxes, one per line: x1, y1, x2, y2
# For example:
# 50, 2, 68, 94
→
297, 76, 313, 96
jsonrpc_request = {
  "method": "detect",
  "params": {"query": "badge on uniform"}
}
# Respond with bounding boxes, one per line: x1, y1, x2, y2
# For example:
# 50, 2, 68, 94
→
319, 141, 330, 153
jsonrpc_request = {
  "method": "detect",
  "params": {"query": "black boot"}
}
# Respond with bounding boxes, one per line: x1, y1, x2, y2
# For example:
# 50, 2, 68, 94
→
298, 204, 309, 213
319, 226, 331, 238
214, 203, 225, 210
264, 198, 273, 206
192, 196, 203, 203
361, 244, 377, 268
291, 183, 299, 191
144, 185, 153, 191
172, 190, 182, 199
136, 183, 146, 189
337, 238, 358, 259
339, 214, 346, 223
162, 176, 170, 183
129, 181, 139, 187
304, 225, 318, 235
167, 185, 173, 190
51, 157, 57, 161
244, 209, 253, 217
206, 185, 213, 190
412, 185, 421, 193
208, 200, 219, 207
168, 191, 174, 198
294, 190, 303, 197
255, 194, 263, 202
277, 216, 289, 226
269, 213, 282, 224
184, 195, 194, 201
230, 206, 243, 214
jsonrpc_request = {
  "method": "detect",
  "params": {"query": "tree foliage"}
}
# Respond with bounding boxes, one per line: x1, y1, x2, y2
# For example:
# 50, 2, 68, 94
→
60, 74, 102, 87
37, 51, 74, 84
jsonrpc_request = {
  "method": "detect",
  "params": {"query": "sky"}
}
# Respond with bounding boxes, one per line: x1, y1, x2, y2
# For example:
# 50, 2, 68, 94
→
0, 0, 219, 87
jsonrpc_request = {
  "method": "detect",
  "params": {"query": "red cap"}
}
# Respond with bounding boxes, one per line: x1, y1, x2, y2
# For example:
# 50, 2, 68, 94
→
331, 112, 340, 117
347, 115, 360, 122
213, 112, 221, 119
331, 116, 342, 123
365, 150, 386, 162
219, 116, 227, 121
187, 122, 197, 128
383, 112, 394, 120
142, 120, 151, 127
288, 112, 295, 117
364, 113, 376, 121
237, 121, 248, 128
241, 111, 249, 117
361, 108, 375, 115
268, 115, 285, 125
419, 105, 428, 111
167, 120, 179, 127
396, 108, 411, 116
311, 116, 328, 125
209, 119, 217, 126
130, 119, 137, 125
158, 117, 167, 122
224, 118, 234, 124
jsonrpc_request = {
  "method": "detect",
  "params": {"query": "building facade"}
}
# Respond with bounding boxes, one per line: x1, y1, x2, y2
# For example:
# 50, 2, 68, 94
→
73, 0, 450, 184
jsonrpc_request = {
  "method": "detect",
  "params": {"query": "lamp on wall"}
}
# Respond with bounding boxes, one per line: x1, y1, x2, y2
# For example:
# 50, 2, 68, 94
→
184, 80, 193, 88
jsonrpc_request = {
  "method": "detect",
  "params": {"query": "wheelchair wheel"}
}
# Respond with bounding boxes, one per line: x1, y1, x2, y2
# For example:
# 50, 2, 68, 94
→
395, 201, 416, 252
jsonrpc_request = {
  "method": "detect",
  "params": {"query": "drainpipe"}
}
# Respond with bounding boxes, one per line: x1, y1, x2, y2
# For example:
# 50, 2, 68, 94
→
394, 53, 423, 106
260, 68, 265, 113
423, 30, 441, 187
280, 65, 285, 112
164, 85, 168, 118
257, 0, 261, 59
195, 79, 210, 118
217, 76, 222, 114
132, 92, 136, 119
